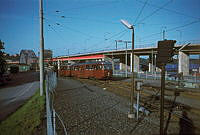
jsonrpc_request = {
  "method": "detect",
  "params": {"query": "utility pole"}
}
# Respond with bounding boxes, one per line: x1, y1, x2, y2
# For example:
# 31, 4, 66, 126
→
151, 49, 154, 75
161, 26, 167, 40
163, 30, 165, 40
160, 64, 165, 135
115, 40, 123, 50
115, 40, 118, 50
176, 30, 182, 44
125, 42, 128, 78
123, 41, 131, 78
39, 0, 44, 96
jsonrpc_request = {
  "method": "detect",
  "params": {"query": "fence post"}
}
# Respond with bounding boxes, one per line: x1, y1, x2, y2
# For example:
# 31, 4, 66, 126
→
53, 109, 56, 135
46, 73, 54, 135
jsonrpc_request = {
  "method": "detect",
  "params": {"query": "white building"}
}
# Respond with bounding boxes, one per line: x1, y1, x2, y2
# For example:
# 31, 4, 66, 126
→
19, 50, 37, 65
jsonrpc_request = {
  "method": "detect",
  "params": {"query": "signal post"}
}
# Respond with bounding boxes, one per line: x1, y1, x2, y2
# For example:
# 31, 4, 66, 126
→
156, 40, 176, 135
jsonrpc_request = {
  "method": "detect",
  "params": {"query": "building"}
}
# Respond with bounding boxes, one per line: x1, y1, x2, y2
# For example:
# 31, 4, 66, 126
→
44, 49, 53, 59
19, 50, 37, 65
19, 50, 38, 70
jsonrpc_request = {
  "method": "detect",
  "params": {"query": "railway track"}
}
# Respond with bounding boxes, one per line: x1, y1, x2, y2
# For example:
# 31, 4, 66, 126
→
75, 77, 200, 134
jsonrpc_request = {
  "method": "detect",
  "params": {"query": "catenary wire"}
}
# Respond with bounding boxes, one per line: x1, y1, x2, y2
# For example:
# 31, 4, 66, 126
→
136, 0, 200, 20
134, 0, 149, 24
137, 0, 173, 24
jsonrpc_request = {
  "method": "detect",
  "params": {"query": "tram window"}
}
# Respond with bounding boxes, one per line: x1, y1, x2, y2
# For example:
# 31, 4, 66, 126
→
95, 65, 97, 70
96, 65, 102, 70
92, 65, 95, 70
86, 65, 89, 70
89, 65, 93, 70
96, 65, 99, 70
99, 65, 103, 70
104, 64, 112, 70
75, 67, 79, 71
82, 66, 85, 70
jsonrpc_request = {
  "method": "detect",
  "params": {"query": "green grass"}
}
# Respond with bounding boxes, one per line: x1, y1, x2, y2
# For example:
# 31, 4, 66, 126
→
0, 89, 45, 135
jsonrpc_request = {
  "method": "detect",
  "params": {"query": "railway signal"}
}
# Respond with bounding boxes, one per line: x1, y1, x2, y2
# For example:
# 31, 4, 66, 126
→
156, 40, 176, 135
156, 40, 176, 68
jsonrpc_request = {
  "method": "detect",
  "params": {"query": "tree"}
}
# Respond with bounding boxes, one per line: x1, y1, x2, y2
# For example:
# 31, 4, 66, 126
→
0, 40, 6, 76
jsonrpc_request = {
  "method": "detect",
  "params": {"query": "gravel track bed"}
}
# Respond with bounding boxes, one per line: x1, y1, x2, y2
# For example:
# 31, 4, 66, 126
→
54, 77, 199, 135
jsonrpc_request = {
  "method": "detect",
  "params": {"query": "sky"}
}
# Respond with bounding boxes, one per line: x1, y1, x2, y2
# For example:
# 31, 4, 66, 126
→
0, 0, 200, 57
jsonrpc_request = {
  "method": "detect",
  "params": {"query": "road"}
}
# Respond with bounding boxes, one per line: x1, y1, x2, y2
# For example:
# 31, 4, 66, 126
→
0, 71, 39, 121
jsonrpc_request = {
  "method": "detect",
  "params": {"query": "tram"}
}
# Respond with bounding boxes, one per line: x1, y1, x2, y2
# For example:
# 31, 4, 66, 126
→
59, 61, 112, 79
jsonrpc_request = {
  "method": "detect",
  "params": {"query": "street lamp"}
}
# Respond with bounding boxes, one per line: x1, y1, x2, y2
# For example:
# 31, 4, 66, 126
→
121, 19, 135, 118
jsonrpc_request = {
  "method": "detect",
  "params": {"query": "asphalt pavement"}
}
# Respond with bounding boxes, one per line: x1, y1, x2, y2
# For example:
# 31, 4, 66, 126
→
0, 81, 39, 121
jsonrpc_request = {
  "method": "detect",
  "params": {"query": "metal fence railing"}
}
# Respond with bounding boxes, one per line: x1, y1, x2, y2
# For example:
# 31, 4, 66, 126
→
113, 70, 200, 89
45, 70, 67, 135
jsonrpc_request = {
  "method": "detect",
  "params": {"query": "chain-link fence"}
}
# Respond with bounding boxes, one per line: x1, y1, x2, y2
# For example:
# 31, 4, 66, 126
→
45, 70, 67, 135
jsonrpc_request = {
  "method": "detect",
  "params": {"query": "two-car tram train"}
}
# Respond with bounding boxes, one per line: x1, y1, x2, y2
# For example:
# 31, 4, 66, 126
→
59, 61, 112, 79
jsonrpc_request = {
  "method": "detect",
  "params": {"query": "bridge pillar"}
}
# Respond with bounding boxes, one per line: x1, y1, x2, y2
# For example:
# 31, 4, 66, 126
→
148, 54, 156, 73
57, 60, 60, 70
149, 63, 156, 73
178, 51, 189, 76
134, 55, 140, 72
130, 53, 140, 72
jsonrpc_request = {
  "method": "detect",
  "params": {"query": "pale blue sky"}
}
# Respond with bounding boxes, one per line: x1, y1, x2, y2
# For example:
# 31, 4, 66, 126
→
0, 0, 200, 57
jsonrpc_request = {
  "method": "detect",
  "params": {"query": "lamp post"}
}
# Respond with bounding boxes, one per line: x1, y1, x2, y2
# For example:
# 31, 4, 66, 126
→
121, 19, 135, 118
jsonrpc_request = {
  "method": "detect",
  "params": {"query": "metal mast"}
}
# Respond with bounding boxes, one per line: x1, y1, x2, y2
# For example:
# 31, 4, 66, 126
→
39, 0, 44, 96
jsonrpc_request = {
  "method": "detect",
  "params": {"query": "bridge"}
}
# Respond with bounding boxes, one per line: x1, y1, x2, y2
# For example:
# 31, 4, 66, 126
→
51, 44, 200, 76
